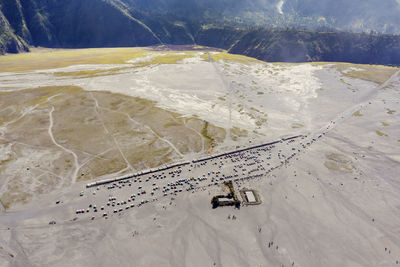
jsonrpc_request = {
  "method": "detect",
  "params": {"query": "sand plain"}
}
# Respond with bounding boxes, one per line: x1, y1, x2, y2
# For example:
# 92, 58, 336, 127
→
0, 46, 399, 266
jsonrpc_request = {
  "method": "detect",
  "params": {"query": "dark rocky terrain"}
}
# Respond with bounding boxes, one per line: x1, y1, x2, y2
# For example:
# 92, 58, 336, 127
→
1, 0, 400, 65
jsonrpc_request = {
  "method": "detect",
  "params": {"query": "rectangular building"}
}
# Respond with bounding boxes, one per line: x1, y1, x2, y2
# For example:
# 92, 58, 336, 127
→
245, 191, 256, 203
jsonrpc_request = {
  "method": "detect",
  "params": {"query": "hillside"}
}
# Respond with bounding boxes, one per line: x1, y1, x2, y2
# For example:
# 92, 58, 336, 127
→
0, 6, 28, 53
126, 0, 400, 33
225, 28, 400, 65
1, 0, 400, 66
0, 0, 162, 51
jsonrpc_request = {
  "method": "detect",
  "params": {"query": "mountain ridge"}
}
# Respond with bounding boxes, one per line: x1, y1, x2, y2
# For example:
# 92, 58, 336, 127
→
1, 0, 400, 66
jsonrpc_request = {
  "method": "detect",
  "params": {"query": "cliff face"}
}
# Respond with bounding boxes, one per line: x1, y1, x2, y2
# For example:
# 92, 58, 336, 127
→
0, 0, 54, 53
0, 0, 163, 53
195, 26, 400, 66
0, 7, 29, 54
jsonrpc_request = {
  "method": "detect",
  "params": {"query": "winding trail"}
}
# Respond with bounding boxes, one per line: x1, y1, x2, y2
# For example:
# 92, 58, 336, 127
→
48, 106, 80, 184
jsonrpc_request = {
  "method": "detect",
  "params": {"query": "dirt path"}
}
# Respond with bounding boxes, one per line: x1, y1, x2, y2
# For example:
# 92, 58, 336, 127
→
308, 70, 400, 140
89, 93, 136, 173
207, 52, 233, 141
48, 106, 80, 184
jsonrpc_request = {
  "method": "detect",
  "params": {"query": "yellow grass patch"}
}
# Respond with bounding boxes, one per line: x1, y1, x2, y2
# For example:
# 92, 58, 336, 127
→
0, 85, 84, 111
332, 63, 398, 84
54, 67, 132, 77
201, 51, 262, 64
151, 52, 196, 64
126, 51, 198, 68
230, 126, 248, 141
376, 130, 388, 136
324, 152, 354, 173
0, 47, 204, 74
291, 122, 304, 129
0, 47, 150, 72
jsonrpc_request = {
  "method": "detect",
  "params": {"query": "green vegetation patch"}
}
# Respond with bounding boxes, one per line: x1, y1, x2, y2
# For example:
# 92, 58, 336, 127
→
324, 152, 354, 173
230, 126, 248, 141
291, 122, 304, 129
353, 110, 363, 117
326, 152, 351, 164
386, 109, 396, 114
201, 121, 216, 149
376, 130, 388, 137
324, 161, 354, 173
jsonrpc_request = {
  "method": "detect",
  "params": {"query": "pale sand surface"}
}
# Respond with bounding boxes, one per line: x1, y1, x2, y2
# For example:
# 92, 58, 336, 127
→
0, 47, 399, 266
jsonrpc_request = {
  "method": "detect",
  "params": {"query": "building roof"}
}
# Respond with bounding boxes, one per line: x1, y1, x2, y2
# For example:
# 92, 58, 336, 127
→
245, 191, 256, 203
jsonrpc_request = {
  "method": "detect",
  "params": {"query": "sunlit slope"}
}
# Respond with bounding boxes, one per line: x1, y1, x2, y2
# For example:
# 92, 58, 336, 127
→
0, 47, 217, 72
0, 48, 149, 72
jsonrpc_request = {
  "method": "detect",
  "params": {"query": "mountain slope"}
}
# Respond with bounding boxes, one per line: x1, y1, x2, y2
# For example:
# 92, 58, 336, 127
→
47, 0, 161, 48
0, 8, 28, 54
0, 0, 163, 53
1, 0, 400, 66
126, 0, 400, 33
225, 28, 400, 65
